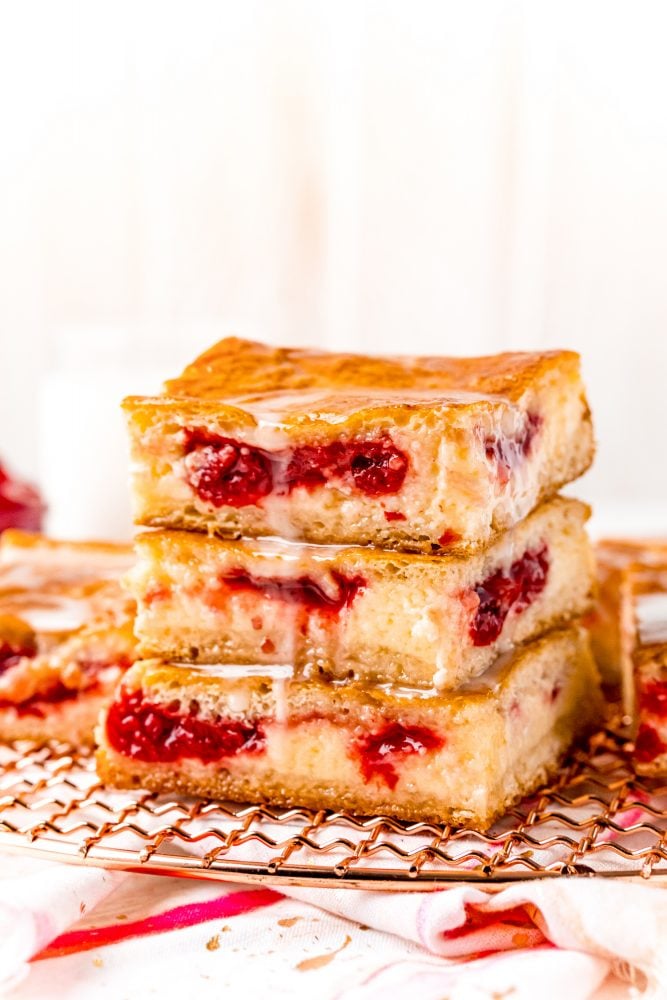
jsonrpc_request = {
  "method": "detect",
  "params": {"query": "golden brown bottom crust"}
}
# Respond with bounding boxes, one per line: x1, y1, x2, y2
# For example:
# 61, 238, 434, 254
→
96, 731, 591, 831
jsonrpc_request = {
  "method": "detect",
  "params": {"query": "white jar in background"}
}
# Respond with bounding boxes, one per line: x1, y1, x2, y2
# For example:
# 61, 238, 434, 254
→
39, 328, 168, 541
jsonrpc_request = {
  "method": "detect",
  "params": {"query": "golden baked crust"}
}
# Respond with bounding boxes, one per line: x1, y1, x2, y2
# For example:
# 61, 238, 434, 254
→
124, 337, 591, 437
96, 750, 571, 828
162, 337, 585, 403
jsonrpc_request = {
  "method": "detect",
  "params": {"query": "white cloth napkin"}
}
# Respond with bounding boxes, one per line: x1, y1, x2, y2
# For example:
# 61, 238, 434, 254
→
0, 853, 664, 999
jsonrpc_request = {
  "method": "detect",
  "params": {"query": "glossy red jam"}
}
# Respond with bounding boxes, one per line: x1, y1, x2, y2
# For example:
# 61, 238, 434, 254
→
485, 412, 542, 484
0, 654, 132, 716
354, 722, 444, 790
438, 529, 461, 548
638, 681, 667, 717
384, 511, 406, 522
470, 545, 549, 646
183, 430, 274, 507
183, 429, 408, 507
220, 569, 366, 615
0, 463, 44, 532
106, 689, 266, 763
634, 724, 667, 763
0, 637, 37, 673
0, 682, 87, 718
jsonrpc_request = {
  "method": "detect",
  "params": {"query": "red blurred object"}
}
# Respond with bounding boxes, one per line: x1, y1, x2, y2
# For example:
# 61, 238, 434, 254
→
0, 462, 45, 533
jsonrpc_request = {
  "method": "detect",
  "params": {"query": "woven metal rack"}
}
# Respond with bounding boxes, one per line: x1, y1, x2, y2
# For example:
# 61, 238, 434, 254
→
0, 720, 666, 890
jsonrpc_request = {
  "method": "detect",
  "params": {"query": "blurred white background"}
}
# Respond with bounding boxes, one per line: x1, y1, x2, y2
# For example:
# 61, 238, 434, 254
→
0, 0, 666, 538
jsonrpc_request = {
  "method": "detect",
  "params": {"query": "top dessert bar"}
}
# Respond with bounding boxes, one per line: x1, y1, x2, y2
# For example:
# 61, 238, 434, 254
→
124, 337, 594, 553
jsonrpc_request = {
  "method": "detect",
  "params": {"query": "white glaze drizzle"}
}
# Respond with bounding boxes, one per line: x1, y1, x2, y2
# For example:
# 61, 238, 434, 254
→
14, 598, 93, 634
222, 387, 516, 431
168, 662, 294, 681
636, 592, 667, 646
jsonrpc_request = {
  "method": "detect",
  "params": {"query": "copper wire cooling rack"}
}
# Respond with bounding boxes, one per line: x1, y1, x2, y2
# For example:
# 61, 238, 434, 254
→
1, 722, 667, 889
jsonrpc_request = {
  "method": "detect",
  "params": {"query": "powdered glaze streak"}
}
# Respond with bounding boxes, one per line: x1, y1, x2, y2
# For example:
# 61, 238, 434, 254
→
10, 598, 94, 634
636, 592, 667, 646
217, 387, 520, 432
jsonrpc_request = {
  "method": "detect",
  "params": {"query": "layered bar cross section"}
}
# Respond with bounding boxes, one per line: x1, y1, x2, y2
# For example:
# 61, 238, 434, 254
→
124, 338, 594, 553
129, 497, 595, 690
97, 626, 601, 829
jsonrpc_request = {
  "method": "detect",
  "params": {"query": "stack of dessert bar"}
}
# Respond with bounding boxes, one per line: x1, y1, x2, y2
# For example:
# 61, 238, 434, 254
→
0, 530, 136, 744
97, 338, 601, 828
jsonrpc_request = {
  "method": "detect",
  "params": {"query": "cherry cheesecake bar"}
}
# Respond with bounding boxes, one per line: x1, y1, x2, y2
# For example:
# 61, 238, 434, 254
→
618, 562, 667, 775
124, 338, 594, 554
129, 496, 594, 690
592, 538, 667, 687
97, 626, 601, 829
0, 531, 137, 744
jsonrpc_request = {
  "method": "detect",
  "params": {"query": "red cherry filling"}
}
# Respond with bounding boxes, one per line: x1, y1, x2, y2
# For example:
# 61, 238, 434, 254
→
347, 439, 408, 496
384, 511, 406, 522
0, 682, 88, 718
469, 545, 549, 646
438, 529, 461, 548
634, 724, 667, 763
638, 680, 667, 717
0, 656, 132, 717
0, 463, 44, 532
106, 689, 266, 763
220, 569, 366, 615
353, 722, 444, 790
0, 637, 37, 673
485, 412, 542, 484
183, 430, 274, 507
183, 429, 408, 507
283, 438, 408, 496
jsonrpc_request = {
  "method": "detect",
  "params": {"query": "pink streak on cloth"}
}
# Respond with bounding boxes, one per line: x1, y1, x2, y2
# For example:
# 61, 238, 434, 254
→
34, 887, 283, 958
1, 854, 666, 998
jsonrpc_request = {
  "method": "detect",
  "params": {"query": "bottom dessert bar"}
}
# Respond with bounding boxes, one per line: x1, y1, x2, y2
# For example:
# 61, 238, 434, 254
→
622, 563, 667, 776
0, 530, 137, 745
97, 626, 601, 829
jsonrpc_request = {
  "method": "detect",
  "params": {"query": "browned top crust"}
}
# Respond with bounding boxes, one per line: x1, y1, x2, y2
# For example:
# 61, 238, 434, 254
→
156, 337, 582, 404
